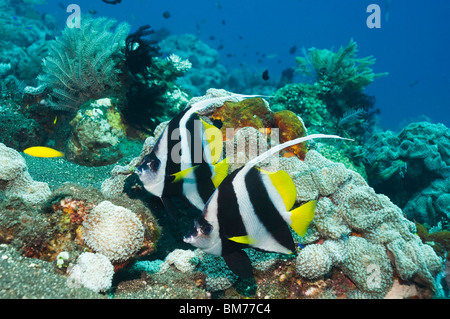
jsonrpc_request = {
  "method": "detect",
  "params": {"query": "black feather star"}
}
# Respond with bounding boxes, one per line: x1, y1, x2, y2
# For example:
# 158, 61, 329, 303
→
125, 25, 161, 75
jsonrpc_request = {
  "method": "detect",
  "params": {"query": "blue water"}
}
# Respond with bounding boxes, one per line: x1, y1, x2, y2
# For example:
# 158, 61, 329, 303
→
36, 0, 450, 131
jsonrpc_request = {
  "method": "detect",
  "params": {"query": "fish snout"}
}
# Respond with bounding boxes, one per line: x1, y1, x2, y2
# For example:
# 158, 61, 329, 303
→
135, 167, 142, 176
183, 228, 198, 243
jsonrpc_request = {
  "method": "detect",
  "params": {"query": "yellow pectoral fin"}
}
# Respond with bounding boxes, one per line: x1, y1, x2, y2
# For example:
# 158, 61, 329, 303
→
258, 168, 297, 211
201, 119, 223, 164
171, 165, 199, 183
228, 235, 257, 245
212, 157, 229, 188
288, 200, 317, 237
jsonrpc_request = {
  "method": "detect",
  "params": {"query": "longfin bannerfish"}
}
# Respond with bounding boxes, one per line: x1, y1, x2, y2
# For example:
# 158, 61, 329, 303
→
23, 146, 64, 158
136, 93, 269, 219
183, 134, 352, 288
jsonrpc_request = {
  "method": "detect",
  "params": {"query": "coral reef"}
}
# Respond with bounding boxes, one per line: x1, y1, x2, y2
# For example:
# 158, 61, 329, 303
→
0, 175, 160, 293
404, 178, 450, 231
99, 90, 444, 299
0, 10, 447, 298
0, 108, 45, 151
159, 34, 228, 97
0, 244, 103, 299
292, 150, 443, 297
270, 83, 332, 133
363, 122, 450, 230
159, 34, 276, 97
0, 0, 57, 85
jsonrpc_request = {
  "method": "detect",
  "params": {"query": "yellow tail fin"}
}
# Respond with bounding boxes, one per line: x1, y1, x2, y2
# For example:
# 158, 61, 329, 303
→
283, 200, 316, 237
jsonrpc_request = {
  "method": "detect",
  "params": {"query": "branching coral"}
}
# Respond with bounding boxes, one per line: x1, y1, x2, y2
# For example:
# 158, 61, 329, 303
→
38, 17, 130, 111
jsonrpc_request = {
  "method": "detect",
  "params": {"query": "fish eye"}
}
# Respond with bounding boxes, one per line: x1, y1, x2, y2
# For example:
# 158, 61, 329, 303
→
148, 159, 160, 171
201, 225, 213, 235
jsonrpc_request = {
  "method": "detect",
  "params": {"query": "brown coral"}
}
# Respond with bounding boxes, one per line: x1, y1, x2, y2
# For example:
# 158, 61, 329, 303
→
273, 110, 308, 159
208, 98, 307, 159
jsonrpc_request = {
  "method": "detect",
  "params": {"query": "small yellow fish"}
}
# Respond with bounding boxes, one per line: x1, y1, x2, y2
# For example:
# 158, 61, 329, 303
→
23, 146, 64, 158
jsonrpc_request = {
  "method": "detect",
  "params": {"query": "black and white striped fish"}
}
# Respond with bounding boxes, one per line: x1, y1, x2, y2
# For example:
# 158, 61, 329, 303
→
135, 94, 266, 218
183, 134, 351, 284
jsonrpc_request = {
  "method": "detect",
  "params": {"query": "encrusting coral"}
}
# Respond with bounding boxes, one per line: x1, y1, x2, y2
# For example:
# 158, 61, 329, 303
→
292, 150, 443, 297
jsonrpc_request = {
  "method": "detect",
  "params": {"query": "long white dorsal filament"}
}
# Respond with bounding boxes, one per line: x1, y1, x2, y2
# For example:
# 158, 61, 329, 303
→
244, 134, 353, 172
188, 93, 272, 114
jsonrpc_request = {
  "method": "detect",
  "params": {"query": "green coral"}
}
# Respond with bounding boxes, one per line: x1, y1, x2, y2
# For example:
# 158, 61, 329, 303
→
363, 122, 450, 209
271, 83, 332, 132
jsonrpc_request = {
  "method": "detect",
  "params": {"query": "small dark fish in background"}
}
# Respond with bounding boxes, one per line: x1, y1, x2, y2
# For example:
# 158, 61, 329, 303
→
88, 9, 97, 15
409, 80, 419, 87
102, 0, 121, 4
289, 45, 297, 54
262, 69, 269, 81
163, 11, 171, 19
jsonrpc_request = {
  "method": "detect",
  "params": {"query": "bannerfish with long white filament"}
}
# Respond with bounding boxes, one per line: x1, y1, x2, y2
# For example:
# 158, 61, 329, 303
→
135, 93, 270, 219
183, 133, 352, 289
